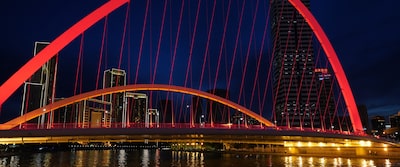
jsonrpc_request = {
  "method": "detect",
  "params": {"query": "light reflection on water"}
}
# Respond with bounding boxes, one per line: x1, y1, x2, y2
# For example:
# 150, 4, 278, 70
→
0, 150, 399, 167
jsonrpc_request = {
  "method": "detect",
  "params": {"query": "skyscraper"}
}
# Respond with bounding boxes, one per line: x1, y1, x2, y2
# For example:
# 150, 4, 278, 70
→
103, 68, 126, 126
357, 104, 370, 134
371, 116, 385, 136
315, 68, 335, 130
271, 0, 319, 128
20, 42, 58, 129
126, 92, 148, 124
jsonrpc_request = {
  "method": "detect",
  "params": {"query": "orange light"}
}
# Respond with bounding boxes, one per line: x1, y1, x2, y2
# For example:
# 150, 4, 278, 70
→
0, 84, 275, 129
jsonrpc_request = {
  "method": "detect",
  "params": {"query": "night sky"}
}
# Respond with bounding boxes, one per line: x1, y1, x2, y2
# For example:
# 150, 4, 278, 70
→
0, 0, 399, 122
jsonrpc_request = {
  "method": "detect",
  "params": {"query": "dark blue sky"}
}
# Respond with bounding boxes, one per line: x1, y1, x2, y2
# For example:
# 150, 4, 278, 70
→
0, 0, 399, 121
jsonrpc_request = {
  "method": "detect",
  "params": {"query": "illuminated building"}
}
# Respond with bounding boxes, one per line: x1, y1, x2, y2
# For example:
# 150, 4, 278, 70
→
315, 68, 335, 130
126, 92, 148, 124
371, 116, 385, 136
388, 112, 400, 140
76, 98, 111, 128
103, 68, 126, 126
20, 41, 58, 129
271, 0, 319, 128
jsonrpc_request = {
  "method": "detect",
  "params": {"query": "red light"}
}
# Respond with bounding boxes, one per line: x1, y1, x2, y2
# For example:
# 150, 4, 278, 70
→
288, 0, 364, 134
0, 0, 129, 107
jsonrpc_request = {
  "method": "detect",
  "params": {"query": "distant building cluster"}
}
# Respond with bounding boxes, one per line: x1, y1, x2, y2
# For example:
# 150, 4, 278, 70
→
20, 42, 253, 128
20, 42, 155, 128
370, 112, 400, 141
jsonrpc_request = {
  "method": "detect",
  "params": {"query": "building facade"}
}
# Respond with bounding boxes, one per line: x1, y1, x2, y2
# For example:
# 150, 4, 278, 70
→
371, 116, 386, 136
20, 42, 58, 129
103, 68, 126, 126
126, 92, 148, 124
314, 68, 335, 130
271, 0, 319, 129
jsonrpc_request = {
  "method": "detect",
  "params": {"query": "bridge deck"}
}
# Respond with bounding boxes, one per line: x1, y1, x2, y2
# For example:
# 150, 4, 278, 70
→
0, 128, 392, 146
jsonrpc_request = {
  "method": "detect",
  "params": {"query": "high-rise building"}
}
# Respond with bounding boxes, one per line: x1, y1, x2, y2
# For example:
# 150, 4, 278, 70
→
315, 68, 335, 130
357, 105, 370, 134
389, 112, 400, 140
103, 68, 126, 126
371, 116, 386, 136
20, 42, 58, 129
126, 92, 148, 124
390, 112, 400, 128
271, 0, 319, 129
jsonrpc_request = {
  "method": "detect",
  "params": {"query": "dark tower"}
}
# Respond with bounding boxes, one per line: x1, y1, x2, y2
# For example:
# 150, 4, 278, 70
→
271, 0, 319, 128
157, 99, 173, 124
357, 104, 370, 134
206, 89, 229, 124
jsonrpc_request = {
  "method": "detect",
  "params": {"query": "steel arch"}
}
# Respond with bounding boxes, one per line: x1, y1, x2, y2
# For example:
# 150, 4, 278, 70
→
288, 0, 363, 134
0, 0, 129, 106
0, 0, 363, 134
0, 84, 275, 130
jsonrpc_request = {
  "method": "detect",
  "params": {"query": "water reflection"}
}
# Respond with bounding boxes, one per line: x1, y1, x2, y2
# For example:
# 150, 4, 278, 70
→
31, 152, 52, 167
0, 150, 398, 166
281, 156, 392, 167
385, 159, 391, 167
333, 157, 343, 167
0, 156, 19, 167
308, 157, 314, 167
141, 149, 150, 167
319, 157, 326, 167
118, 149, 126, 167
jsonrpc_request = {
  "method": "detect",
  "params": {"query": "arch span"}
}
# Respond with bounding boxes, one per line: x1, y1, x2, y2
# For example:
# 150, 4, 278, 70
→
0, 84, 275, 130
287, 0, 363, 134
0, 0, 363, 134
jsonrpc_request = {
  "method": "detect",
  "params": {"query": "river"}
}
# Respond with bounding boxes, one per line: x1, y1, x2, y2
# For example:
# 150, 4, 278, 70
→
0, 149, 399, 166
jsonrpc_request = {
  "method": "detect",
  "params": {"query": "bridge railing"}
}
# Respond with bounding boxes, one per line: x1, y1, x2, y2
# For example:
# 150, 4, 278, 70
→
14, 123, 355, 135
16, 122, 267, 130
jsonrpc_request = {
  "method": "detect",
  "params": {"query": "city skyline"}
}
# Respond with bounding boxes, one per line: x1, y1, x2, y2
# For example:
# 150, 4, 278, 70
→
0, 0, 399, 122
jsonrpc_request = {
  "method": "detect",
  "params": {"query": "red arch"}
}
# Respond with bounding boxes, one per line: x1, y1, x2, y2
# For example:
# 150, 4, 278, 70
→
288, 0, 363, 134
0, 0, 363, 134
0, 0, 129, 106
0, 84, 275, 130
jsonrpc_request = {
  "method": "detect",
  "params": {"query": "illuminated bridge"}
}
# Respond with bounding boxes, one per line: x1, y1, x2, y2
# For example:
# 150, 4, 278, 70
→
0, 0, 398, 157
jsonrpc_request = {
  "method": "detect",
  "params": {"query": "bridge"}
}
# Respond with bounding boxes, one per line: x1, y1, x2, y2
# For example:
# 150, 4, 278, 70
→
0, 0, 398, 157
